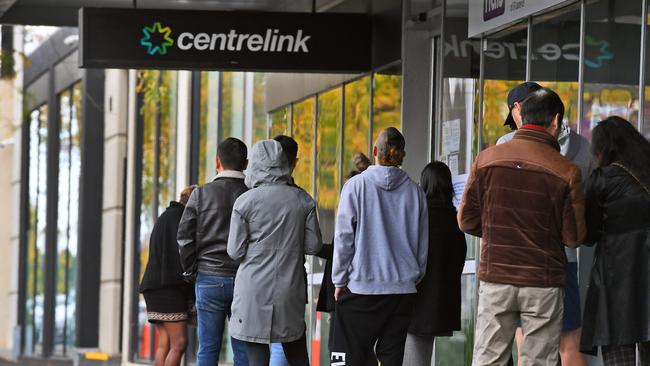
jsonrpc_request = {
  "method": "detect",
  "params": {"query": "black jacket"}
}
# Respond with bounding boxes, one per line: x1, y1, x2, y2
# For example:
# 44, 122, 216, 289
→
409, 202, 467, 337
139, 201, 187, 292
178, 174, 249, 279
580, 165, 650, 353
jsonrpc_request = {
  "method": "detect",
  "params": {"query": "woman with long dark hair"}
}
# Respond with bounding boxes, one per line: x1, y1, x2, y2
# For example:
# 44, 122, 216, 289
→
581, 116, 650, 365
140, 185, 197, 366
403, 162, 467, 366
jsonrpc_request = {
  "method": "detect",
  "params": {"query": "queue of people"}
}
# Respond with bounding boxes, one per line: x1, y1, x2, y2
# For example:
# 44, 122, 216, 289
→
137, 83, 650, 366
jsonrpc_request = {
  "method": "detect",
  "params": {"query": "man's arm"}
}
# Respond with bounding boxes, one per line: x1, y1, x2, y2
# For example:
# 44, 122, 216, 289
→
562, 166, 586, 248
177, 189, 199, 274
457, 160, 482, 237
332, 184, 357, 291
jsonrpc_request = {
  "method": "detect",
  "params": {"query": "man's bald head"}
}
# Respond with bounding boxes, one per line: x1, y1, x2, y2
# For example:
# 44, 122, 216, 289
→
374, 127, 406, 166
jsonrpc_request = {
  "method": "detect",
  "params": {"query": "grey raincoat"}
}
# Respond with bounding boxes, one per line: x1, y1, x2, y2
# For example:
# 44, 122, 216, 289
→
227, 140, 323, 344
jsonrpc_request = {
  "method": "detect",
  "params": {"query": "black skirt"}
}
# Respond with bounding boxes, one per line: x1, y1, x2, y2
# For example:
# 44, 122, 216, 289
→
143, 285, 195, 323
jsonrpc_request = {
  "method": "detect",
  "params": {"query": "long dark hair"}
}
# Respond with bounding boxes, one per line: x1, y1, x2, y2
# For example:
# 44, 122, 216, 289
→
591, 116, 650, 186
421, 161, 454, 206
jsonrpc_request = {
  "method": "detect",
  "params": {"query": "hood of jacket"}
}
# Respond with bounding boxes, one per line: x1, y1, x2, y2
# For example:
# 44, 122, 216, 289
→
245, 140, 291, 188
363, 165, 410, 191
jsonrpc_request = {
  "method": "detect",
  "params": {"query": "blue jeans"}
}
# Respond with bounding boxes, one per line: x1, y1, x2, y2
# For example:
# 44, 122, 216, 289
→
270, 343, 289, 366
195, 273, 248, 366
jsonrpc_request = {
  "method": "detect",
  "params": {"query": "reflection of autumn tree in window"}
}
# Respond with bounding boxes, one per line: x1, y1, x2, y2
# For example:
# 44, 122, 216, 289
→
292, 98, 315, 195
372, 73, 402, 144
317, 89, 341, 243
482, 80, 524, 148
198, 72, 219, 184
271, 107, 290, 137
25, 106, 48, 355
221, 72, 245, 140
135, 70, 178, 361
253, 73, 267, 143
55, 81, 83, 353
344, 77, 370, 177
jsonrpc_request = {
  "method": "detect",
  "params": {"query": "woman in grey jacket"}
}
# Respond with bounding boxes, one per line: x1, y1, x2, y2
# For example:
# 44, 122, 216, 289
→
227, 139, 323, 366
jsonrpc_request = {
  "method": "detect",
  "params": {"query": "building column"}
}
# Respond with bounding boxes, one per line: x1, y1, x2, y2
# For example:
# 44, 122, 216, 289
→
401, 21, 434, 179
1, 25, 23, 361
98, 69, 128, 359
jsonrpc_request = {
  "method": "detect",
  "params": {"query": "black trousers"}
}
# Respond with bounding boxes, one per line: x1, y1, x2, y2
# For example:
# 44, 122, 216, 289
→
330, 291, 415, 366
245, 333, 310, 366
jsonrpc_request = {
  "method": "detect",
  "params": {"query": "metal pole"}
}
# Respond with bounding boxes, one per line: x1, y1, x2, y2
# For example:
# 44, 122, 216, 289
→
526, 16, 532, 82
638, 0, 647, 132
577, 0, 586, 136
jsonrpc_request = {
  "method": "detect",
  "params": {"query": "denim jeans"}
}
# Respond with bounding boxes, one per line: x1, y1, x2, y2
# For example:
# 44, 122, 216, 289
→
270, 343, 289, 366
195, 273, 249, 366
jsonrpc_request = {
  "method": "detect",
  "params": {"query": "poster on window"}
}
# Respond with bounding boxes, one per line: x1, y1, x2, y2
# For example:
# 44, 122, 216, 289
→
442, 119, 462, 156
452, 173, 469, 209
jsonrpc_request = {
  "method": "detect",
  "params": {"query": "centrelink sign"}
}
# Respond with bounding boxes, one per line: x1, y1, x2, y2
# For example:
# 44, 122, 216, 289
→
79, 8, 371, 72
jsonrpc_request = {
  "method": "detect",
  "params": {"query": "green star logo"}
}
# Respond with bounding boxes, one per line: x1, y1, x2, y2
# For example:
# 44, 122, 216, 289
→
140, 22, 174, 56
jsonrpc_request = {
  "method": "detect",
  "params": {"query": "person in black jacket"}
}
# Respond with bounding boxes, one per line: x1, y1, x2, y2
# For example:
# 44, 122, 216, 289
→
580, 117, 650, 365
402, 161, 467, 366
177, 138, 249, 366
139, 184, 197, 366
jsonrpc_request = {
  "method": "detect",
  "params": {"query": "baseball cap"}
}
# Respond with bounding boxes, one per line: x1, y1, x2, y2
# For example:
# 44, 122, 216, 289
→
504, 82, 542, 128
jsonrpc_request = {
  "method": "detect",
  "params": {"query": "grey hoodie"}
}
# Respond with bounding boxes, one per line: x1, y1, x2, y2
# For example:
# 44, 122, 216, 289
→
227, 140, 323, 343
332, 165, 429, 295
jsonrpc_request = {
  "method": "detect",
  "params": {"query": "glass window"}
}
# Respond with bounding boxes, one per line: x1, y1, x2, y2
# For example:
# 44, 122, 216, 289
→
316, 88, 341, 244
439, 11, 480, 176
312, 88, 342, 366
435, 274, 477, 366
482, 24, 528, 148
135, 70, 178, 361
54, 82, 82, 355
291, 98, 315, 195
221, 72, 245, 140
197, 72, 219, 184
531, 5, 582, 132
582, 0, 641, 139
270, 107, 290, 137
252, 73, 268, 143
25, 105, 48, 355
343, 77, 371, 178
372, 72, 402, 144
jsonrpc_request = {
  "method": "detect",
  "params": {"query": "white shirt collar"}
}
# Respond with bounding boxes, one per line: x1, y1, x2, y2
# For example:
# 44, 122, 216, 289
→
213, 170, 245, 181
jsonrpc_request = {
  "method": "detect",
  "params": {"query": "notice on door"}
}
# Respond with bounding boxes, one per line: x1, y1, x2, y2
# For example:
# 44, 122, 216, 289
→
442, 119, 461, 156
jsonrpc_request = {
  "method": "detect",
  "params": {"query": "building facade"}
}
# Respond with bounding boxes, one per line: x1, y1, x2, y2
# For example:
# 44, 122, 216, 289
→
1, 0, 649, 365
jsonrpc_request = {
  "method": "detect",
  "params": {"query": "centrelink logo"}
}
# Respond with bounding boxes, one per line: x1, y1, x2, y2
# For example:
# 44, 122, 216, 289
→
140, 21, 312, 55
140, 22, 174, 56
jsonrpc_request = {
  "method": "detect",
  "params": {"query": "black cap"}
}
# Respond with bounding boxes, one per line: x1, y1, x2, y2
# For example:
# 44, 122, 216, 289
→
504, 82, 542, 129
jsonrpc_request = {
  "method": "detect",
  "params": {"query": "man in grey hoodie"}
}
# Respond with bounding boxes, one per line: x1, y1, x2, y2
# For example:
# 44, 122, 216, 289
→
330, 127, 429, 366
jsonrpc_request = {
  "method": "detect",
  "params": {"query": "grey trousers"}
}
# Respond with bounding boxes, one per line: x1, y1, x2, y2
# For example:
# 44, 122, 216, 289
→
472, 281, 563, 366
402, 333, 434, 366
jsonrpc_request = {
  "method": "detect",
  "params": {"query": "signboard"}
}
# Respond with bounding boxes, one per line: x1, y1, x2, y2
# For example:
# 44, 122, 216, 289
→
468, 0, 572, 37
79, 8, 371, 72
445, 18, 637, 86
